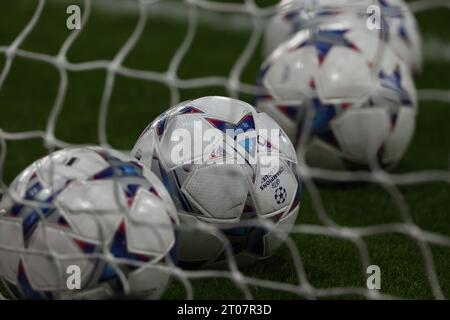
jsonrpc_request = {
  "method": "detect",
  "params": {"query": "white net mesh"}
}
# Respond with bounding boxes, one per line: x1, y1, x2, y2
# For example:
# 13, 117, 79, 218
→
0, 0, 449, 300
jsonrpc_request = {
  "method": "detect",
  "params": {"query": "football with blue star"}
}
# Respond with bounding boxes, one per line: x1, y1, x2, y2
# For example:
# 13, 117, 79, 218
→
0, 147, 179, 299
264, 0, 422, 74
132, 96, 302, 268
256, 17, 418, 170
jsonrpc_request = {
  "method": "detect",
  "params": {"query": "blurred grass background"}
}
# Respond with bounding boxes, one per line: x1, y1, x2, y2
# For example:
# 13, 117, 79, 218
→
0, 0, 449, 299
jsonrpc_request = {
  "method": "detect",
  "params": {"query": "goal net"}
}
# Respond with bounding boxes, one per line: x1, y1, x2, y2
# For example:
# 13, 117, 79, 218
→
0, 0, 449, 300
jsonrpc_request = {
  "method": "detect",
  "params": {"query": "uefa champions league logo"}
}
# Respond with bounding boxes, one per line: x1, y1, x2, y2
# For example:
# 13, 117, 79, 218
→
274, 187, 288, 204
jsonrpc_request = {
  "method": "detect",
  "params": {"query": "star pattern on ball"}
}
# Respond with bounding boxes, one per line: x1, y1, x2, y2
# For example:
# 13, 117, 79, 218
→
91, 154, 162, 208
206, 113, 256, 136
1, 148, 178, 300
7, 152, 161, 251
110, 220, 152, 262
9, 175, 71, 247
176, 105, 204, 115
294, 29, 360, 65
398, 25, 412, 46
155, 116, 168, 137
294, 79, 343, 148
379, 0, 405, 19
379, 0, 414, 46
283, 7, 342, 34
305, 97, 340, 147
153, 105, 204, 139
310, 97, 338, 132
379, 65, 413, 106
206, 113, 256, 154
13, 260, 43, 299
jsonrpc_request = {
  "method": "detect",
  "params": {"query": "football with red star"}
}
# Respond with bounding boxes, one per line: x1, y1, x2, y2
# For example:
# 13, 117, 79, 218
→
256, 15, 417, 169
132, 96, 302, 268
0, 147, 179, 299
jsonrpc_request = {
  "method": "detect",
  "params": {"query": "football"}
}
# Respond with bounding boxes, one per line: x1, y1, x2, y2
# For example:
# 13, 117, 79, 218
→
0, 147, 179, 299
264, 0, 422, 73
256, 17, 418, 170
132, 96, 302, 268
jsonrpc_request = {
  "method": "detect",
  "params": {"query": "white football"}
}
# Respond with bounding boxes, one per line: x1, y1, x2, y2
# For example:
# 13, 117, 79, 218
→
256, 17, 418, 169
264, 0, 422, 73
132, 96, 302, 268
0, 147, 179, 300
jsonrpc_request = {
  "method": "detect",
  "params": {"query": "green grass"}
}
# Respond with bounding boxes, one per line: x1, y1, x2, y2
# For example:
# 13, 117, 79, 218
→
0, 0, 449, 300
